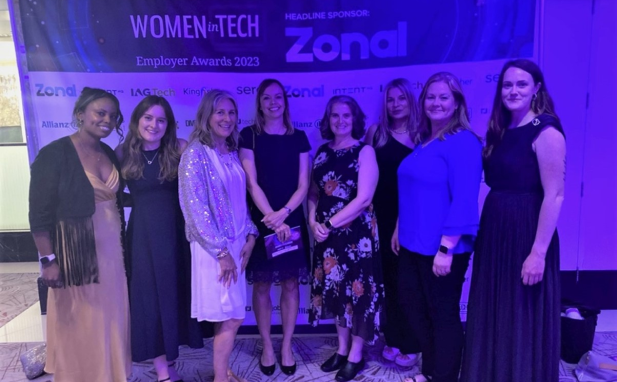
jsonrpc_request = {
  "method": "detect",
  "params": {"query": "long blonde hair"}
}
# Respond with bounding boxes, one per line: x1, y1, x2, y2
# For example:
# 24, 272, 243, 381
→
190, 90, 240, 150
374, 78, 418, 148
416, 72, 478, 143
120, 96, 180, 182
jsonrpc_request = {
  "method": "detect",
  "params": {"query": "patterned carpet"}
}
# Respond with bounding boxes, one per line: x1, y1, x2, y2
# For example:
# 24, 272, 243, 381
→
1, 333, 616, 382
0, 273, 39, 327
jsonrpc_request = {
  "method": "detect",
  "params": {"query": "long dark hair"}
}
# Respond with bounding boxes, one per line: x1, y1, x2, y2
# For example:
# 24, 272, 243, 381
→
484, 59, 561, 157
120, 96, 180, 182
253, 79, 294, 135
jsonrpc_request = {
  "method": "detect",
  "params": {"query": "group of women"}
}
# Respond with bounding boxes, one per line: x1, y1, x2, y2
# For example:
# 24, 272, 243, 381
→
29, 58, 565, 382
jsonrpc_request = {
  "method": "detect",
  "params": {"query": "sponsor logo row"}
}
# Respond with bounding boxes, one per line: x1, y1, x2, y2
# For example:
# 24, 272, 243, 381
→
33, 77, 495, 99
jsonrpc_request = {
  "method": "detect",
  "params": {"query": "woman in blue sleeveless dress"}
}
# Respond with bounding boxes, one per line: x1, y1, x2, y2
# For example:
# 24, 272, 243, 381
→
117, 96, 204, 382
460, 59, 566, 382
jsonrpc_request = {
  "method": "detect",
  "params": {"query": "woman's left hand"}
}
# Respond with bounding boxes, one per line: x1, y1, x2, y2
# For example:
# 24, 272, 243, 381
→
521, 251, 546, 286
433, 252, 453, 277
240, 235, 256, 274
262, 209, 288, 230
274, 223, 291, 243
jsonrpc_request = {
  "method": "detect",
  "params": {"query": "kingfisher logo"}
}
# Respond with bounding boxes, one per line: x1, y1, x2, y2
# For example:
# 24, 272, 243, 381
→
35, 84, 77, 97
130, 88, 176, 97
286, 22, 407, 62
183, 87, 212, 97
285, 85, 324, 98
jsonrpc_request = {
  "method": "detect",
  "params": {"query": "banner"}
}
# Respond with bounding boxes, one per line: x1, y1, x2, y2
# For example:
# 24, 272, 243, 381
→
14, 0, 538, 326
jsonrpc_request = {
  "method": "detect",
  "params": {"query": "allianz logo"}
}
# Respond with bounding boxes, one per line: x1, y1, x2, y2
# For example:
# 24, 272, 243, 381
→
35, 84, 77, 97
286, 22, 407, 62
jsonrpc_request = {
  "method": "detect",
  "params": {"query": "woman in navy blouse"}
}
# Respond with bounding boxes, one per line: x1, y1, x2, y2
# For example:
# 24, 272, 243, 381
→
393, 72, 482, 382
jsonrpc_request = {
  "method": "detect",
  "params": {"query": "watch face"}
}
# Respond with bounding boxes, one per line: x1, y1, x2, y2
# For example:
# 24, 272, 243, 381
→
40, 257, 50, 265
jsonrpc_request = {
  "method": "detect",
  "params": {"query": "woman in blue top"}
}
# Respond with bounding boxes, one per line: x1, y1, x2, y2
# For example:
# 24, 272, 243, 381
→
394, 72, 482, 382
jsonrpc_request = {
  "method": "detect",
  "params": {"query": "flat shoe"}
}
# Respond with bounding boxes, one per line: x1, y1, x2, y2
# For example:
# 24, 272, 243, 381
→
335, 359, 365, 381
320, 352, 348, 372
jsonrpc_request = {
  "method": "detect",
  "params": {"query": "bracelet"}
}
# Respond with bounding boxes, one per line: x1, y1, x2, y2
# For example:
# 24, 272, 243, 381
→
216, 248, 230, 259
282, 206, 292, 215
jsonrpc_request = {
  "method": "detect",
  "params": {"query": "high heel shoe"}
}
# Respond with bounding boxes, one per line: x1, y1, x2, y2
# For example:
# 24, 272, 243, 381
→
335, 358, 365, 382
258, 354, 276, 376
320, 352, 348, 372
280, 362, 297, 375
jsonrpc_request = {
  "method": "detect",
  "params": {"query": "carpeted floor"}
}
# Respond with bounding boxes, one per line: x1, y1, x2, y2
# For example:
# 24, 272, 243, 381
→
0, 273, 39, 327
1, 333, 616, 382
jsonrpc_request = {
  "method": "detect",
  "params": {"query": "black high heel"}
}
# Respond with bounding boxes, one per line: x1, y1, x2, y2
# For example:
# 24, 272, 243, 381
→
280, 362, 297, 375
335, 358, 365, 382
259, 354, 276, 376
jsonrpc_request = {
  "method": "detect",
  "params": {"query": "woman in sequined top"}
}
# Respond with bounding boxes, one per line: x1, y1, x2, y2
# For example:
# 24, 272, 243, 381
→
179, 89, 258, 382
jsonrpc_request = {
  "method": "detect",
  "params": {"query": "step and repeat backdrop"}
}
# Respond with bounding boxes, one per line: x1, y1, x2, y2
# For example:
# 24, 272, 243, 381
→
14, 0, 538, 325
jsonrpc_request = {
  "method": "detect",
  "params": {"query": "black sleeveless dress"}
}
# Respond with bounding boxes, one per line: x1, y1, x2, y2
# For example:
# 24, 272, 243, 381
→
126, 149, 203, 362
373, 135, 419, 353
461, 114, 564, 382
308, 142, 383, 343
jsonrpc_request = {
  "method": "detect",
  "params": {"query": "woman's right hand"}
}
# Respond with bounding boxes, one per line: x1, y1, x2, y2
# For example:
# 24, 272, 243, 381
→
310, 221, 329, 243
41, 263, 63, 288
218, 254, 238, 289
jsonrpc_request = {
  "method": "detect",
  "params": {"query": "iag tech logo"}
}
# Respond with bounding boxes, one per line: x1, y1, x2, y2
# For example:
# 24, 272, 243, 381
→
35, 84, 77, 97
130, 88, 176, 97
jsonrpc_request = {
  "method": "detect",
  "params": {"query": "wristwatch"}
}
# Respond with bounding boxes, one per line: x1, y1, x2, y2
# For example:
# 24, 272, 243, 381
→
438, 245, 451, 255
324, 219, 334, 230
283, 206, 292, 215
39, 254, 57, 268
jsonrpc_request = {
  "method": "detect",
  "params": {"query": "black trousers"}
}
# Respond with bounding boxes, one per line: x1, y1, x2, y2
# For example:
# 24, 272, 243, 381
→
382, 247, 421, 354
398, 248, 471, 382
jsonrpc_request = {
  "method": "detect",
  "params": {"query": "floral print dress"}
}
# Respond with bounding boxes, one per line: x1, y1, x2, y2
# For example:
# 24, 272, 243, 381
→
309, 142, 383, 342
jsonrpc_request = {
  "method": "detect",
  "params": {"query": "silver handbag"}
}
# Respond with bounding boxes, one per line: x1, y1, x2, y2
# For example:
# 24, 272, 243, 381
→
20, 344, 46, 380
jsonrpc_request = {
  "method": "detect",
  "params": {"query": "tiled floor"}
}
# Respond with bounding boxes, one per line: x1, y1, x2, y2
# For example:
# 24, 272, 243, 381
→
0, 263, 615, 381
1, 333, 617, 382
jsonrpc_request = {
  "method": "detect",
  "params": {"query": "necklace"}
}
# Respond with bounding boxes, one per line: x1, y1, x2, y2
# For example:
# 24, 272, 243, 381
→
75, 135, 102, 162
141, 148, 160, 165
215, 146, 234, 168
392, 129, 408, 134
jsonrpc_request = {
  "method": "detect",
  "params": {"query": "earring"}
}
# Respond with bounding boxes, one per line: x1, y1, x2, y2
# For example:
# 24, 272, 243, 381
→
532, 93, 538, 100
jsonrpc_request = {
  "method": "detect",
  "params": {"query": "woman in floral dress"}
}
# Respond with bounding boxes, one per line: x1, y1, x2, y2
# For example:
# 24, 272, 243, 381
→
308, 95, 383, 382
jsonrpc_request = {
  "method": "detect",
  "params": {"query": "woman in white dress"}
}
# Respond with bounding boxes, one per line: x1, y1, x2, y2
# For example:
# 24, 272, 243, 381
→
179, 89, 258, 382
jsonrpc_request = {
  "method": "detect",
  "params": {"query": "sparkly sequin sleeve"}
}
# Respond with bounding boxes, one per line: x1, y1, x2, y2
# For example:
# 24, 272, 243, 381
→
244, 207, 259, 238
179, 144, 228, 257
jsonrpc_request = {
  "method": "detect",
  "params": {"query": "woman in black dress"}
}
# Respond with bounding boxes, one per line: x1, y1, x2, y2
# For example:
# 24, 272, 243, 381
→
308, 95, 383, 382
116, 96, 203, 382
460, 59, 566, 382
238, 79, 311, 376
365, 78, 420, 367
